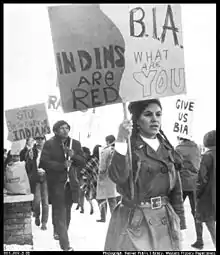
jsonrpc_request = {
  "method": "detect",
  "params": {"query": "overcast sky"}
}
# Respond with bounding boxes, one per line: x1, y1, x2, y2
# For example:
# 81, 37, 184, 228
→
4, 4, 216, 149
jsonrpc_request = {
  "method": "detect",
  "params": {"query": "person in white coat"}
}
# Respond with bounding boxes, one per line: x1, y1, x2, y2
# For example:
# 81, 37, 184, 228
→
96, 135, 120, 222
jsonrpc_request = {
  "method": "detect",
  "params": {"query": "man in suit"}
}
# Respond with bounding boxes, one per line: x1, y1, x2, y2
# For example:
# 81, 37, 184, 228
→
20, 135, 49, 230
39, 120, 85, 251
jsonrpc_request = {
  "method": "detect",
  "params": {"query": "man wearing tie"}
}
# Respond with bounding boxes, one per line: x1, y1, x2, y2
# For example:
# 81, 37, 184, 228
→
39, 120, 85, 251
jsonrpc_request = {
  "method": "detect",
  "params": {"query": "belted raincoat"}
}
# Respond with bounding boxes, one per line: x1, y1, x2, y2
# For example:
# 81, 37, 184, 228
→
104, 134, 186, 251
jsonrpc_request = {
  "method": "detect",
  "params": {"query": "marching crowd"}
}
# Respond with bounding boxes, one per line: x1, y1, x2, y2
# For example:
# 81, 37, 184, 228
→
4, 99, 216, 251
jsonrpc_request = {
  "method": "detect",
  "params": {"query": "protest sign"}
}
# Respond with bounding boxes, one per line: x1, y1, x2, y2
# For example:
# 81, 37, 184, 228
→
10, 140, 26, 155
48, 4, 125, 113
100, 4, 186, 102
173, 98, 195, 139
48, 4, 186, 113
5, 103, 51, 142
48, 94, 62, 111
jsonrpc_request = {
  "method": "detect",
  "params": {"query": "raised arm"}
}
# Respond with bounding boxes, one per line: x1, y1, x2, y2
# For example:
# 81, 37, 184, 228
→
108, 147, 130, 185
108, 120, 133, 185
20, 147, 28, 162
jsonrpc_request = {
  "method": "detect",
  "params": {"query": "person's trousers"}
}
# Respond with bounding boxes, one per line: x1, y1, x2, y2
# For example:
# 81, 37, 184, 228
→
78, 187, 85, 210
97, 197, 117, 220
33, 180, 49, 224
52, 182, 74, 232
65, 182, 74, 230
183, 191, 216, 248
183, 190, 196, 217
51, 182, 71, 250
195, 220, 216, 247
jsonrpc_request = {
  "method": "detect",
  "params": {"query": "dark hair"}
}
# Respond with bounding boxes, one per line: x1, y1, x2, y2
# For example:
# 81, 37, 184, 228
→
82, 146, 91, 156
105, 135, 115, 144
4, 150, 12, 167
203, 130, 216, 148
34, 135, 46, 140
128, 99, 162, 143
128, 99, 181, 168
178, 136, 190, 142
92, 145, 102, 160
128, 99, 162, 120
53, 120, 70, 133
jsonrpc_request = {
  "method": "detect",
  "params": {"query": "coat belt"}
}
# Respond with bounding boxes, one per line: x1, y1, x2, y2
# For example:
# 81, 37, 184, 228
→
122, 196, 169, 209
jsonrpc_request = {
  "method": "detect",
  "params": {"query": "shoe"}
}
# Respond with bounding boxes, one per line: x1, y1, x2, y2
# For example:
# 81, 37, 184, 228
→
191, 241, 204, 250
96, 219, 106, 223
63, 247, 74, 251
41, 223, 47, 230
80, 208, 84, 214
35, 217, 40, 226
53, 233, 59, 240
76, 204, 80, 210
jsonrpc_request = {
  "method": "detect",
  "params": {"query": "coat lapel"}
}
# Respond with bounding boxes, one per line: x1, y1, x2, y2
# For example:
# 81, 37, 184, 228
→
54, 136, 67, 160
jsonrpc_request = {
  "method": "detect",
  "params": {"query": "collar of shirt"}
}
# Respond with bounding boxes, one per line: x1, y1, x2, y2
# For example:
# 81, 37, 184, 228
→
140, 135, 160, 152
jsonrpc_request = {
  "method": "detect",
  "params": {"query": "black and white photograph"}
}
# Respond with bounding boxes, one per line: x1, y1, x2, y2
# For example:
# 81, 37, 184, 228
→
4, 3, 216, 252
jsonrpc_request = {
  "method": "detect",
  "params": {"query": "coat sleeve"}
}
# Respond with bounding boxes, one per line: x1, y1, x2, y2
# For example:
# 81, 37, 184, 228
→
108, 151, 130, 185
20, 147, 28, 162
71, 140, 85, 168
169, 170, 187, 230
39, 141, 65, 172
197, 153, 212, 198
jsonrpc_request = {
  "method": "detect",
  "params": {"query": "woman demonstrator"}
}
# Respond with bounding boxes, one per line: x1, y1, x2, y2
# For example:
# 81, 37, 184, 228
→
104, 99, 186, 251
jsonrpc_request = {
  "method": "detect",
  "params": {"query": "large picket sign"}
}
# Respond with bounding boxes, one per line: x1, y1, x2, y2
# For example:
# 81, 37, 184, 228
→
173, 98, 195, 139
48, 4, 125, 113
5, 103, 51, 142
102, 4, 186, 103
48, 4, 186, 113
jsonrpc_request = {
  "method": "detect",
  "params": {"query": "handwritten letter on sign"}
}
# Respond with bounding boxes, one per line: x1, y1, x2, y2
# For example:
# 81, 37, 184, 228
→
48, 4, 125, 113
121, 4, 186, 102
173, 98, 195, 139
48, 95, 62, 111
5, 103, 51, 142
48, 4, 186, 112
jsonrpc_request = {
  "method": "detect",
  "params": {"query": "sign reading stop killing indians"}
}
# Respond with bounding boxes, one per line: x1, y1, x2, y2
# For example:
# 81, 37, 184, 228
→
5, 103, 51, 142
173, 98, 195, 139
48, 4, 186, 113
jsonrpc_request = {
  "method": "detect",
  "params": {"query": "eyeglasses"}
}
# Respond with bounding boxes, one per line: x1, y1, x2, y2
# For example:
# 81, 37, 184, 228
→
35, 137, 45, 140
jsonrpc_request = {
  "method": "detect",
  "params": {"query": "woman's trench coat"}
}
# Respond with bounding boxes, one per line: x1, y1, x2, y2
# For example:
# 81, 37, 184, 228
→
104, 135, 186, 251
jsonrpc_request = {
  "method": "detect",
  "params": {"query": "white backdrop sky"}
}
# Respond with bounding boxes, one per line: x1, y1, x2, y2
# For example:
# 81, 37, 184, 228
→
4, 4, 216, 150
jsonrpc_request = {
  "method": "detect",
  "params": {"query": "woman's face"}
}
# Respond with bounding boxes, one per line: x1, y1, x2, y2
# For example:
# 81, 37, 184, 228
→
137, 103, 162, 138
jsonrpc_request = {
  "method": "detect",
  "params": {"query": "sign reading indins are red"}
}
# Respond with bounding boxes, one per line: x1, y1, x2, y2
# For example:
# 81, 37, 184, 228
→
48, 4, 125, 113
5, 103, 51, 142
